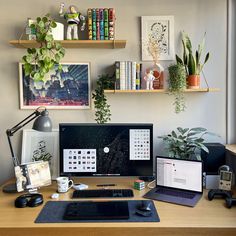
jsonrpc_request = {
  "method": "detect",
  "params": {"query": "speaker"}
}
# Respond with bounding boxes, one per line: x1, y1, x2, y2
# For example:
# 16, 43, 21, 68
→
15, 193, 43, 208
201, 143, 226, 174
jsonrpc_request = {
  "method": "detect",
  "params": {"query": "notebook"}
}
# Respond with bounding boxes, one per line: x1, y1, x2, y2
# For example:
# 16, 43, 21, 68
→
144, 156, 203, 207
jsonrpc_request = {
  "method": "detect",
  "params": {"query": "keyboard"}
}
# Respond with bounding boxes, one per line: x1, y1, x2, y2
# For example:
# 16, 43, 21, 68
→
72, 189, 134, 198
155, 187, 195, 199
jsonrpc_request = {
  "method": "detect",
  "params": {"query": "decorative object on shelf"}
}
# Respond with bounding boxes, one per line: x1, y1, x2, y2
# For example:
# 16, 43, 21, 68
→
22, 14, 65, 81
141, 15, 175, 61
19, 62, 90, 110
158, 127, 211, 160
143, 68, 155, 90
168, 63, 187, 113
4, 107, 52, 193
21, 129, 59, 180
176, 31, 210, 89
59, 3, 85, 40
92, 74, 115, 124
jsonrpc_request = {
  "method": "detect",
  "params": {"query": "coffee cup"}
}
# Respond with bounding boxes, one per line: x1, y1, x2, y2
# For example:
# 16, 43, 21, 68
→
56, 177, 73, 193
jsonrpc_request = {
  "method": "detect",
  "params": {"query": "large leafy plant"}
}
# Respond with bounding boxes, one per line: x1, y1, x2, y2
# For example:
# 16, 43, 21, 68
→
22, 14, 65, 81
92, 74, 115, 124
159, 127, 210, 160
176, 32, 210, 76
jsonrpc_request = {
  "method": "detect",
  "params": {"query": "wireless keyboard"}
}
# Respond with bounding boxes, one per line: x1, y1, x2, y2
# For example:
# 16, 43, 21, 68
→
72, 189, 134, 198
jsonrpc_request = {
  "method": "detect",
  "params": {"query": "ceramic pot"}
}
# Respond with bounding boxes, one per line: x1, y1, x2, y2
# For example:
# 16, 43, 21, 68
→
187, 75, 200, 89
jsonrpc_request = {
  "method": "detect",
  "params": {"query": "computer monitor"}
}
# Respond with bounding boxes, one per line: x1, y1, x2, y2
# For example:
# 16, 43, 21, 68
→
59, 123, 153, 177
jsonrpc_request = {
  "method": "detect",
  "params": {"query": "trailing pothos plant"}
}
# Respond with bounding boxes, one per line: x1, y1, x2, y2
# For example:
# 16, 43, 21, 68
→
159, 127, 211, 160
22, 14, 65, 81
92, 74, 115, 124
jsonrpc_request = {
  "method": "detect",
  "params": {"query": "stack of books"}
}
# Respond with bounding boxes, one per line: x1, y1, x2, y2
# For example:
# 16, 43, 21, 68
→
87, 8, 115, 40
115, 61, 142, 90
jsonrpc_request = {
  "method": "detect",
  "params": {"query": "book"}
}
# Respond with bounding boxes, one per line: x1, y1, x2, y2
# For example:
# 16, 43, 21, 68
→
108, 8, 115, 40
131, 62, 137, 90
92, 8, 97, 40
120, 61, 126, 90
87, 9, 92, 40
99, 9, 104, 40
104, 8, 109, 40
115, 61, 120, 90
136, 63, 141, 90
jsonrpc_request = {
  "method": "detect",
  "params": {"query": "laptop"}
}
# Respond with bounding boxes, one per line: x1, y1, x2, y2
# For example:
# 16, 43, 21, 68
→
144, 156, 203, 207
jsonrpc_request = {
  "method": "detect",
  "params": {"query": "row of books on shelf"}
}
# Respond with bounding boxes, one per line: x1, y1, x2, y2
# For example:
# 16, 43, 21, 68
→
87, 8, 115, 40
115, 61, 142, 90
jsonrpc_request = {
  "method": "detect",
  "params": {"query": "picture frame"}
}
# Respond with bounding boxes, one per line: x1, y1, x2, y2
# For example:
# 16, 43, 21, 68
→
19, 62, 91, 109
21, 129, 59, 180
141, 16, 175, 61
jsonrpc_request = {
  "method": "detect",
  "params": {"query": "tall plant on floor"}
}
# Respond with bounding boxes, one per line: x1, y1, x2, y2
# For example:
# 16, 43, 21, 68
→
168, 63, 187, 113
22, 14, 65, 81
92, 74, 115, 124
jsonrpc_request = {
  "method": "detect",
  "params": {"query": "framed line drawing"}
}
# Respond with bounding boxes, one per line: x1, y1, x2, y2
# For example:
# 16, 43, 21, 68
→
19, 62, 91, 109
141, 16, 175, 61
21, 129, 59, 179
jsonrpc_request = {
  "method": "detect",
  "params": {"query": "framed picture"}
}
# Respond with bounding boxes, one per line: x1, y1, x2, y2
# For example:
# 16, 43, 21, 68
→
141, 16, 175, 61
19, 62, 91, 109
21, 129, 59, 180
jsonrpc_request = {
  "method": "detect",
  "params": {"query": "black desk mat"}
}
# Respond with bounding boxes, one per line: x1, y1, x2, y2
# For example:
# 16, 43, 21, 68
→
35, 200, 160, 223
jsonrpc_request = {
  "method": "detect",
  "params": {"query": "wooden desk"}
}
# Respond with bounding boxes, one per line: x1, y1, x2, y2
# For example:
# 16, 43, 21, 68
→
0, 178, 236, 236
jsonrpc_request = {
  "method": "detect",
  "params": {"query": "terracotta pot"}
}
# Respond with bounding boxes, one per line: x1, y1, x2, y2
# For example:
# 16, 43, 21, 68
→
187, 75, 200, 89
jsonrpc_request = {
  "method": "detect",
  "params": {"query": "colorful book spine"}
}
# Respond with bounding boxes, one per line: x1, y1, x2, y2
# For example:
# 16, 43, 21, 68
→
87, 9, 92, 40
99, 9, 104, 40
108, 8, 115, 40
115, 61, 120, 90
96, 9, 100, 40
104, 8, 109, 40
136, 63, 141, 90
92, 8, 97, 40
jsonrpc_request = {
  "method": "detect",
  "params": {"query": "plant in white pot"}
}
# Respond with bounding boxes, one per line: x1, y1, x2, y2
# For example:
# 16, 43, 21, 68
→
176, 32, 210, 89
159, 127, 211, 160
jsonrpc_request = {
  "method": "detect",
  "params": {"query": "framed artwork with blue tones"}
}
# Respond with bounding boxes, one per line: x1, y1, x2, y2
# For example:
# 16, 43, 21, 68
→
141, 16, 175, 61
19, 62, 91, 109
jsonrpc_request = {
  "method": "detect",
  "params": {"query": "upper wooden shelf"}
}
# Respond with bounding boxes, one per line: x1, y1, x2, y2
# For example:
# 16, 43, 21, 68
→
104, 88, 220, 93
9, 40, 127, 49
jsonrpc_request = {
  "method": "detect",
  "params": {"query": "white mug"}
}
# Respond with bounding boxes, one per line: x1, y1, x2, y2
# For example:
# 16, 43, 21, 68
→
56, 177, 73, 193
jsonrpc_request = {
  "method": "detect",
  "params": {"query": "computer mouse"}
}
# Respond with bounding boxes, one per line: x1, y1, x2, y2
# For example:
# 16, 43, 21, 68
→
135, 201, 152, 217
138, 201, 152, 211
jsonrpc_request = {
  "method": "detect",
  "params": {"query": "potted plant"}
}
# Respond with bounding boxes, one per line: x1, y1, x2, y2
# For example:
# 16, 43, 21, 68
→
158, 127, 211, 160
176, 32, 210, 89
92, 74, 115, 124
168, 63, 187, 113
22, 14, 65, 81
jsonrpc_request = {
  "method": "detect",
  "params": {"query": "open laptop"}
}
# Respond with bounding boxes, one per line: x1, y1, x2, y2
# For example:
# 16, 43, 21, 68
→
144, 156, 203, 207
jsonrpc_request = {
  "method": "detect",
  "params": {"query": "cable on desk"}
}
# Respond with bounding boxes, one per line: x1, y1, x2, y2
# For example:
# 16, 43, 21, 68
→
147, 180, 156, 189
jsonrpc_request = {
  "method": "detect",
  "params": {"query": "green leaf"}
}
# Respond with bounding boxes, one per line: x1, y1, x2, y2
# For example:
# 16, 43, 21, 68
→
188, 53, 196, 75
176, 55, 183, 65
51, 21, 57, 28
190, 127, 207, 132
38, 20, 44, 28
204, 52, 210, 64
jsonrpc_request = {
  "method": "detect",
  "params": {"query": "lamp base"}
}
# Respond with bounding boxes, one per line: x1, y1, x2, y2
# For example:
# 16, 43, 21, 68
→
2, 183, 18, 193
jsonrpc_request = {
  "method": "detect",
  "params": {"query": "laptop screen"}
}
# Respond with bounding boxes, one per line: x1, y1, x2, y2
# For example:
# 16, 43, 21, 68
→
156, 157, 202, 192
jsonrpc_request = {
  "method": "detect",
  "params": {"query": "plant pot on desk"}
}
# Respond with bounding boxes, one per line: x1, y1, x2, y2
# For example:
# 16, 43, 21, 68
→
187, 75, 200, 89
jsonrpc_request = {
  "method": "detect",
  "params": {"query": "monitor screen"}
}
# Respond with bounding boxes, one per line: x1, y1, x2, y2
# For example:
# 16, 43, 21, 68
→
59, 123, 153, 177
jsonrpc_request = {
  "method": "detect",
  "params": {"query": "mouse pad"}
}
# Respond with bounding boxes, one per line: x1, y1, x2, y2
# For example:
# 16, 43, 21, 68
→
35, 200, 160, 223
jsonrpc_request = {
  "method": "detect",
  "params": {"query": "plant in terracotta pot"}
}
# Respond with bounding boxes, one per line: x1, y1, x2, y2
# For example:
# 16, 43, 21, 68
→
168, 63, 187, 113
176, 32, 210, 89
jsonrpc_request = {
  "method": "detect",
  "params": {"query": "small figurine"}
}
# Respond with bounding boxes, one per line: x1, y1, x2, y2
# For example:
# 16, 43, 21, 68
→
59, 3, 86, 40
144, 69, 156, 90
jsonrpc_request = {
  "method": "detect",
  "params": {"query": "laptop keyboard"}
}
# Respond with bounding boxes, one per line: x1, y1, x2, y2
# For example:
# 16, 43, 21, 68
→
155, 187, 196, 199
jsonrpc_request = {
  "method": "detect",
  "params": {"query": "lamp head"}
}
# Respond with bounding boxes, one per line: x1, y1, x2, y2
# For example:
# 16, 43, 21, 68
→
32, 107, 52, 132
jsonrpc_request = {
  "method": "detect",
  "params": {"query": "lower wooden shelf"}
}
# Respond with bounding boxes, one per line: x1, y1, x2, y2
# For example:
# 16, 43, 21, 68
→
104, 88, 220, 93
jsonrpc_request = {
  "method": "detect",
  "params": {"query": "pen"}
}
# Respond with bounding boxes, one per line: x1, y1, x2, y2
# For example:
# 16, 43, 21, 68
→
96, 184, 117, 187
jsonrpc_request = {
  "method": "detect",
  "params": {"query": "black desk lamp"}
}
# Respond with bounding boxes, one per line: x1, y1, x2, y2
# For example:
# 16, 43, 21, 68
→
3, 107, 52, 193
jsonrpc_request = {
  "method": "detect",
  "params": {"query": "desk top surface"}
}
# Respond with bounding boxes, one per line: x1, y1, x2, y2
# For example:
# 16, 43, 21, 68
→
0, 178, 236, 235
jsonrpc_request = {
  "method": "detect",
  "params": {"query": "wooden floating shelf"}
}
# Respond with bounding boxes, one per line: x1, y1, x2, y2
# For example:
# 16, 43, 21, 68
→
104, 88, 220, 93
9, 40, 127, 49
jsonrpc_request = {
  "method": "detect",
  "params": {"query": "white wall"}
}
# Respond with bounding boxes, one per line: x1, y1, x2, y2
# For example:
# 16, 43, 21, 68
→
0, 0, 227, 184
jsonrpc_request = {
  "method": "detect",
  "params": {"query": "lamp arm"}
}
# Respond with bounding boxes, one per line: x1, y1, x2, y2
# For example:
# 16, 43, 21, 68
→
6, 111, 39, 136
